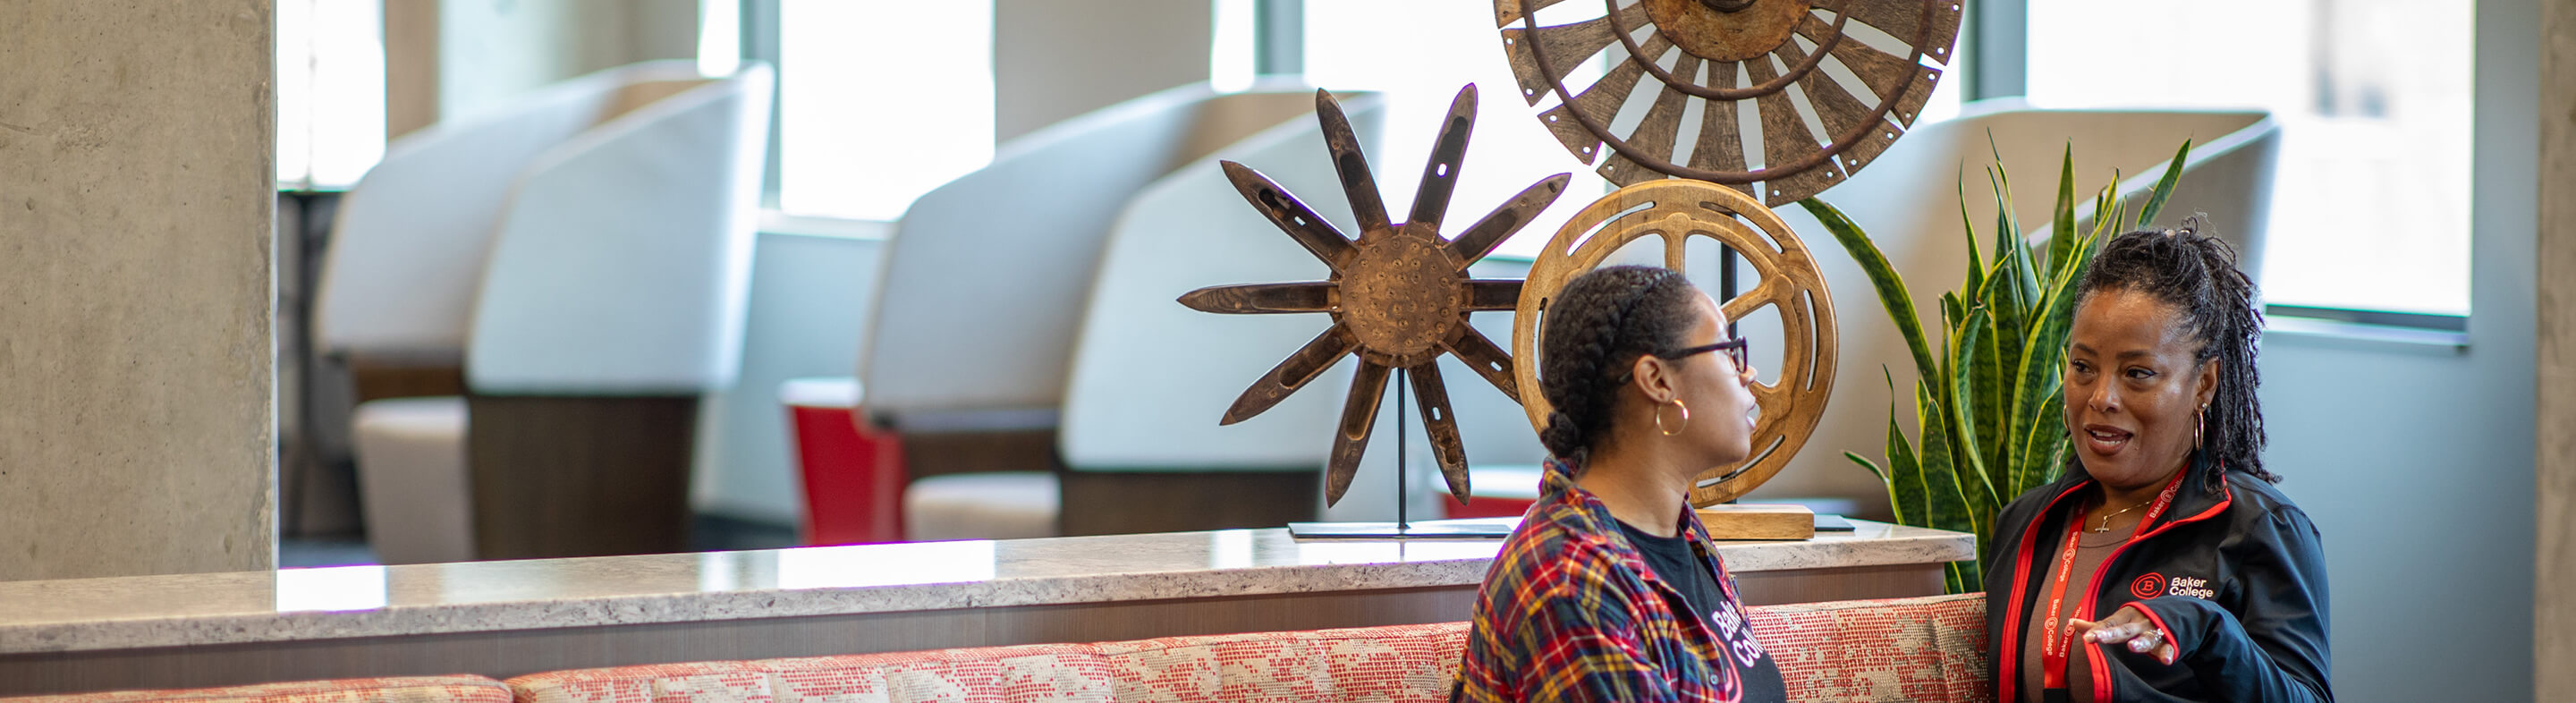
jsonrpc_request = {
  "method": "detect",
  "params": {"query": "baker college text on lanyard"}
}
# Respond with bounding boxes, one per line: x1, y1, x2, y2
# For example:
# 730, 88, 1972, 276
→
2038, 469, 2186, 697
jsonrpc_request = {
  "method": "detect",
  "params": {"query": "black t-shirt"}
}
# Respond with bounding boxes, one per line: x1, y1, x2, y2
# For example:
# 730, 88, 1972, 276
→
1619, 520, 1790, 703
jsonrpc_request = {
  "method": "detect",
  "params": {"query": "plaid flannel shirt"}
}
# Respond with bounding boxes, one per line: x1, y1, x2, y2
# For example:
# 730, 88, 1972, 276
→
1453, 458, 1764, 702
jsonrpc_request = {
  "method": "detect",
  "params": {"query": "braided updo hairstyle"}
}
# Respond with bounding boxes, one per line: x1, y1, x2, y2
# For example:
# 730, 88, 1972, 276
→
2072, 216, 2278, 490
1537, 266, 1703, 464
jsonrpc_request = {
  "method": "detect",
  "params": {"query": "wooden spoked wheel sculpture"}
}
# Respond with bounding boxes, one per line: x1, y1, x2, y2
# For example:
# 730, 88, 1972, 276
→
1497, 0, 1962, 207
1513, 179, 1836, 506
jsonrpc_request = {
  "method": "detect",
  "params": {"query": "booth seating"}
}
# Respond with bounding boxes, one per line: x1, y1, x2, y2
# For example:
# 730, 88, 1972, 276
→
2, 594, 1986, 702
795, 82, 1350, 543
316, 60, 775, 562
504, 593, 1987, 702
0, 676, 512, 703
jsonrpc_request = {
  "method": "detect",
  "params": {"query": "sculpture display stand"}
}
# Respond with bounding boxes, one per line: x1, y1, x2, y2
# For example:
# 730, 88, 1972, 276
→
1695, 504, 1818, 540
1288, 369, 1515, 539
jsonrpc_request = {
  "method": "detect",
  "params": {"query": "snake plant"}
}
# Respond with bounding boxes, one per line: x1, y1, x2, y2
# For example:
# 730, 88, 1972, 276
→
1797, 140, 2193, 594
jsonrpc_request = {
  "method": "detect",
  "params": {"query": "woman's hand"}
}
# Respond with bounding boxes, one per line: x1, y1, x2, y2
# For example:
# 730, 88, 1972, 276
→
2070, 604, 2178, 665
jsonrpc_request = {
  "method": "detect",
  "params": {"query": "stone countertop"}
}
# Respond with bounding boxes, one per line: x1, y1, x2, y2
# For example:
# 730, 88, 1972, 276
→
0, 521, 1971, 655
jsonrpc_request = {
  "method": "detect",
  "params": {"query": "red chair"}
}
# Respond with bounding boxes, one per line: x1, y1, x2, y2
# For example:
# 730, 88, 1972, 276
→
782, 378, 906, 545
1442, 464, 1544, 520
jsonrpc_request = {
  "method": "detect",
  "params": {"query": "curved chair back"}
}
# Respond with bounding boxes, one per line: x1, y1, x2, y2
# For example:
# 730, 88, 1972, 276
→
858, 83, 1323, 427
316, 61, 745, 366
462, 64, 774, 394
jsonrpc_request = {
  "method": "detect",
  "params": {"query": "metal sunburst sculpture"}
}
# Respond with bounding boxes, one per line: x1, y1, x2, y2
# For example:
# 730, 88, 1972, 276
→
1179, 86, 1572, 508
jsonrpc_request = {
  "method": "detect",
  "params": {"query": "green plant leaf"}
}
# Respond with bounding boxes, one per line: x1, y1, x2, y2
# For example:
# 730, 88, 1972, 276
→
1802, 198, 1942, 385
1845, 451, 1890, 486
1987, 165, 2018, 284
2012, 222, 2043, 313
1968, 307, 2009, 501
1938, 292, 1966, 392
1958, 164, 1985, 298
1950, 306, 1983, 472
1951, 308, 2004, 523
2134, 140, 2193, 229
2089, 181, 2118, 241
2015, 385, 2068, 495
2010, 232, 2091, 494
1882, 370, 1927, 529
1950, 562, 1981, 595
1915, 383, 1979, 536
2048, 143, 2078, 277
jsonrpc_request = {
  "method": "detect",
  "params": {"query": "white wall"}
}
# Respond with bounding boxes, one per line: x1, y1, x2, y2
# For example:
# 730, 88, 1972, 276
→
2249, 0, 2536, 699
993, 0, 1211, 143
436, 0, 698, 124
691, 230, 886, 523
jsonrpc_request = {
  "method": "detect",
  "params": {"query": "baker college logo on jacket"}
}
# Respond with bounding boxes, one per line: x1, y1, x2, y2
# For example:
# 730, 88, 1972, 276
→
2133, 572, 2216, 600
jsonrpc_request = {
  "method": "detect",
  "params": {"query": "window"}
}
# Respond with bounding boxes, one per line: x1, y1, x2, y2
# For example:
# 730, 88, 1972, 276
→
775, 0, 996, 221
2025, 0, 2472, 317
275, 0, 386, 190
1300, 0, 1614, 260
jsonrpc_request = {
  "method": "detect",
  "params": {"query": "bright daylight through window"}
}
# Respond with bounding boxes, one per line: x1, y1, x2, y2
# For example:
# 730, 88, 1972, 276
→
2026, 0, 2471, 317
777, 0, 996, 222
275, 0, 386, 190
1298, 0, 1609, 262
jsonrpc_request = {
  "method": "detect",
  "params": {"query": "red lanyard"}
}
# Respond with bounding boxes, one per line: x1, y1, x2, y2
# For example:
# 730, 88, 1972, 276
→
2038, 469, 2184, 690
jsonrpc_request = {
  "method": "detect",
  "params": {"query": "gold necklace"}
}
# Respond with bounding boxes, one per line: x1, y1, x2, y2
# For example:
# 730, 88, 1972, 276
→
2091, 498, 2152, 533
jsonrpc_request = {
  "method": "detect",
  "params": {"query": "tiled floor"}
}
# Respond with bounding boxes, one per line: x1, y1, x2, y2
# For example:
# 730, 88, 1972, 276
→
279, 513, 801, 568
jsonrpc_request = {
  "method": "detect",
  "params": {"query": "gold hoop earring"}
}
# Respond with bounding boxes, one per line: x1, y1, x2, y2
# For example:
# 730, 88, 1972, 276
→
2193, 405, 2207, 450
1656, 398, 1690, 436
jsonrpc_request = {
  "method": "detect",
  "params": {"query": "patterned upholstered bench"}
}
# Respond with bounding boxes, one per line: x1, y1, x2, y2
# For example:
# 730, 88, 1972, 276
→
0, 676, 513, 703
507, 593, 1988, 703
1755, 593, 1990, 701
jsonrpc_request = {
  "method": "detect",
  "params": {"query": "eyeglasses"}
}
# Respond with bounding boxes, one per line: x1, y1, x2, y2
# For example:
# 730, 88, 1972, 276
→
1658, 338, 1752, 375
1616, 338, 1754, 383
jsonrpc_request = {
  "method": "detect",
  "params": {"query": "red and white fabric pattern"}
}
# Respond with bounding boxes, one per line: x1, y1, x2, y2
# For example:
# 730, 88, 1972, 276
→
508, 644, 1114, 703
505, 595, 1985, 703
1751, 592, 1992, 703
503, 625, 1468, 703
1095, 622, 1469, 702
0, 676, 513, 703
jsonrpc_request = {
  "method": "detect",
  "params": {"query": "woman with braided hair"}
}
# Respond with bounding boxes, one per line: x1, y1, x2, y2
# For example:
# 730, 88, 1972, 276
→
1453, 265, 1787, 702
1986, 218, 2331, 702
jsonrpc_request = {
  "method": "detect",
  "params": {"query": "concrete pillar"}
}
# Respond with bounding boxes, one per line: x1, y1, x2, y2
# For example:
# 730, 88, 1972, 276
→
0, 1, 277, 580
2536, 0, 2576, 695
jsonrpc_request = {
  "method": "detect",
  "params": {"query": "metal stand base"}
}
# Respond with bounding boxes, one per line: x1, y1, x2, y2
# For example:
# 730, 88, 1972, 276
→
1285, 519, 1515, 539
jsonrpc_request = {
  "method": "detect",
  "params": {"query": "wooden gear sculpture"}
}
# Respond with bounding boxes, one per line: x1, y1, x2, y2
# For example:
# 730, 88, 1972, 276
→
1497, 0, 1962, 206
1513, 179, 1836, 506
1179, 86, 1572, 508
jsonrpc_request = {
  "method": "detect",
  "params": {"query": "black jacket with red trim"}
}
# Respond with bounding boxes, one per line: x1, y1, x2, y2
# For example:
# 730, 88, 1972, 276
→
1983, 451, 2332, 702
